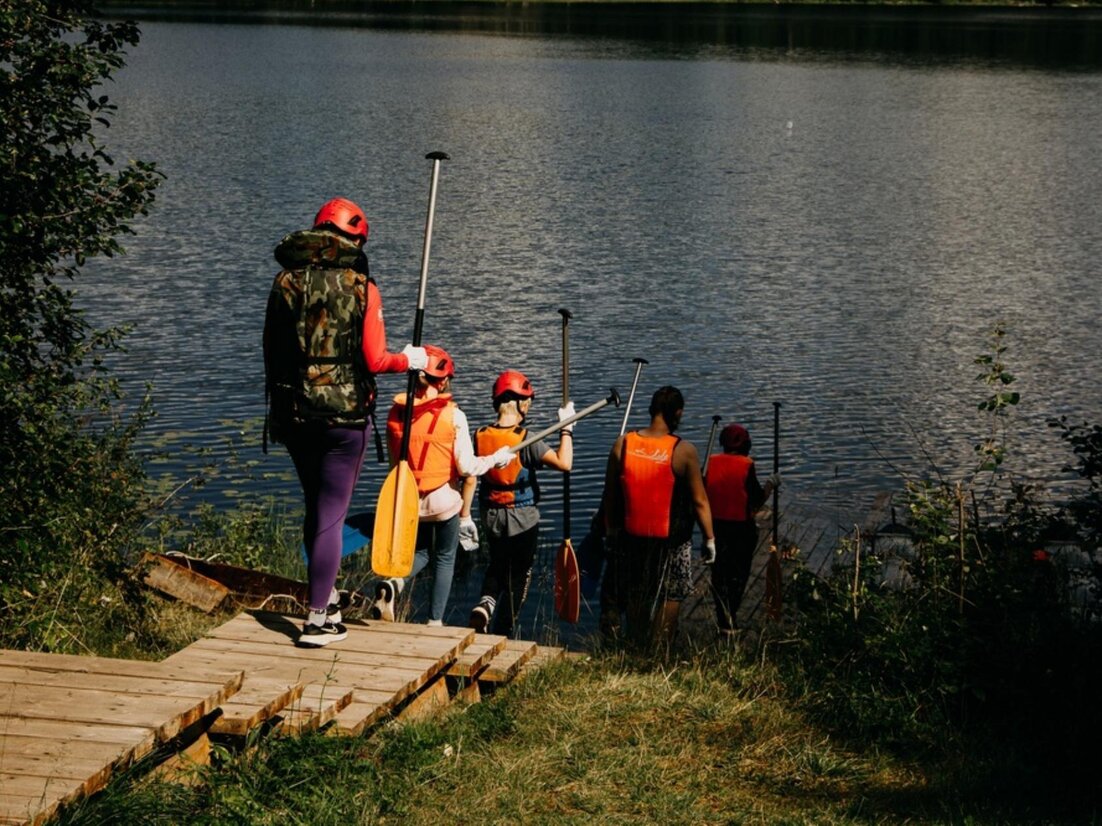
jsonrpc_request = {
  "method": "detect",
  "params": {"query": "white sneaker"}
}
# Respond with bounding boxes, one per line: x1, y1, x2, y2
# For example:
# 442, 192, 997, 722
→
426, 619, 443, 627
369, 579, 398, 622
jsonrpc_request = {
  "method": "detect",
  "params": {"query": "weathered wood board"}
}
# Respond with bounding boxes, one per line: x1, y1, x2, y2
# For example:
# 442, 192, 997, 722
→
163, 612, 474, 737
0, 652, 240, 826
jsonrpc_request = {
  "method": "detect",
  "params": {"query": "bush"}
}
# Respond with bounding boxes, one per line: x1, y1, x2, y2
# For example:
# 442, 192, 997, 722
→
0, 1, 162, 649
781, 326, 1101, 810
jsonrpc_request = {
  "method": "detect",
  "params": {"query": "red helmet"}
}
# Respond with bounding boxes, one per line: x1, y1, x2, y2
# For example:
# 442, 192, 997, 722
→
423, 345, 454, 380
720, 424, 751, 453
313, 197, 368, 240
493, 370, 534, 402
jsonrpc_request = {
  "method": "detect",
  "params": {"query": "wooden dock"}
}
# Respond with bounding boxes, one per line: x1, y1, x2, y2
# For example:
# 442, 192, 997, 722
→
1, 612, 563, 826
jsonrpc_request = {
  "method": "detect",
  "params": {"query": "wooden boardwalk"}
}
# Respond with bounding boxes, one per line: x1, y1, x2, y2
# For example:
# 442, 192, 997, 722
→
0, 653, 242, 826
1, 613, 562, 826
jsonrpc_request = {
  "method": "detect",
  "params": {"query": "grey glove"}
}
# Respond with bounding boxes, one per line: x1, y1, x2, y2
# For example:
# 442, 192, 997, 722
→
491, 446, 514, 469
458, 516, 479, 552
702, 537, 717, 565
768, 473, 782, 490
402, 344, 428, 371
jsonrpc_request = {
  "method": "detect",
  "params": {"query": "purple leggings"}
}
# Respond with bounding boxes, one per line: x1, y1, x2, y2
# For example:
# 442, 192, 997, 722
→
285, 424, 367, 611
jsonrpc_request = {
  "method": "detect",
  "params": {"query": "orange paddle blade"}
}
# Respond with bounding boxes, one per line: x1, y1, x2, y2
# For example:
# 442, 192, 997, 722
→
554, 538, 581, 624
371, 461, 419, 578
765, 545, 783, 621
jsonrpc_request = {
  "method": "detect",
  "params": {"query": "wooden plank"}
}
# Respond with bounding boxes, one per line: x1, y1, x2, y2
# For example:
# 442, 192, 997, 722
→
209, 612, 474, 651
215, 611, 472, 640
330, 696, 392, 737
454, 679, 481, 705
276, 683, 354, 734
165, 648, 438, 700
209, 678, 305, 737
445, 634, 507, 679
140, 552, 231, 613
0, 651, 244, 690
0, 774, 83, 824
148, 558, 311, 611
0, 737, 135, 778
171, 638, 446, 677
0, 666, 239, 700
396, 677, 450, 723
0, 717, 156, 750
150, 732, 211, 785
0, 681, 233, 741
480, 639, 538, 683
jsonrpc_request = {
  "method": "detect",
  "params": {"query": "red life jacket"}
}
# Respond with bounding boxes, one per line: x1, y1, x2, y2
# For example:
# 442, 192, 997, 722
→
620, 431, 681, 539
475, 425, 537, 508
386, 392, 457, 494
706, 453, 755, 522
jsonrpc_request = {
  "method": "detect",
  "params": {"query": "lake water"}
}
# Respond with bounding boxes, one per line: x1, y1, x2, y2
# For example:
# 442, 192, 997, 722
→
80, 5, 1102, 630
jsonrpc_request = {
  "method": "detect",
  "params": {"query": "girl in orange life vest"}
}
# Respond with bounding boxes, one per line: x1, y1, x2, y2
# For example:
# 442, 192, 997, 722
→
372, 346, 512, 625
464, 370, 576, 637
600, 385, 716, 645
704, 423, 779, 636
264, 197, 428, 648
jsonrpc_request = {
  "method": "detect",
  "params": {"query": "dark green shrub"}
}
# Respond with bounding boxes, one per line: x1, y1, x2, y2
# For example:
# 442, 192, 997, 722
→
0, 1, 161, 648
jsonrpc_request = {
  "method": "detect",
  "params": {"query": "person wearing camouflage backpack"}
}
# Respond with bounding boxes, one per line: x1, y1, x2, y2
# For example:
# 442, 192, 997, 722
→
263, 197, 428, 647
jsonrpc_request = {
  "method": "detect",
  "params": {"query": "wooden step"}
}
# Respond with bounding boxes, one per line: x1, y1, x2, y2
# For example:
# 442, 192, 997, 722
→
480, 639, 538, 683
445, 633, 507, 679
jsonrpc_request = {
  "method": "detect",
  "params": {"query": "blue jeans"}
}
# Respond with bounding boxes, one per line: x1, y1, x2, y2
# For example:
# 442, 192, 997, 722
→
403, 515, 459, 622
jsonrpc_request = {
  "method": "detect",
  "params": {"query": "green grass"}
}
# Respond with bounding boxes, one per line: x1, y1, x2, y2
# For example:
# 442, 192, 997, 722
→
49, 645, 1096, 826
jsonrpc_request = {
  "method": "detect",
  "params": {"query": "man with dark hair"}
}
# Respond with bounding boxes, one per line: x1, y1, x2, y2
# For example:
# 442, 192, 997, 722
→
600, 385, 715, 645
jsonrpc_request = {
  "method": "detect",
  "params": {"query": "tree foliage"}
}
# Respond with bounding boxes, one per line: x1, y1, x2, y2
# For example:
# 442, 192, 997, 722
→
0, 0, 161, 640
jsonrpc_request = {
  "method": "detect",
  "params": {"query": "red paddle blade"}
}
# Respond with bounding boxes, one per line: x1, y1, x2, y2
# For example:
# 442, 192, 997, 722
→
554, 538, 580, 624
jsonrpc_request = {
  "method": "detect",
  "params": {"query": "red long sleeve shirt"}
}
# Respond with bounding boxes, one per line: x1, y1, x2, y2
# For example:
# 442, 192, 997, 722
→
362, 280, 408, 375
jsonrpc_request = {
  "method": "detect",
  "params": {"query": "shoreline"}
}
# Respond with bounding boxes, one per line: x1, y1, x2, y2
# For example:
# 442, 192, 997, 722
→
98, 1, 1102, 10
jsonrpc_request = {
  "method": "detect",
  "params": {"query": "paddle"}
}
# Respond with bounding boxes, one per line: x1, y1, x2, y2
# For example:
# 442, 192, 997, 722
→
509, 388, 620, 453
701, 414, 722, 477
765, 401, 783, 620
554, 308, 581, 623
371, 151, 449, 578
619, 357, 649, 437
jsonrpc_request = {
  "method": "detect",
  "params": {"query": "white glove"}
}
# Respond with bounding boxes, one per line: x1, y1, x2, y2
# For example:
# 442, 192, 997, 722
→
702, 537, 717, 565
557, 401, 577, 432
402, 344, 428, 371
767, 473, 782, 490
491, 446, 514, 469
458, 517, 479, 552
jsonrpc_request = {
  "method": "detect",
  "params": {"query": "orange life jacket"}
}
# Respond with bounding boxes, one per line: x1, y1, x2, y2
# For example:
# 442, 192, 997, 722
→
620, 431, 681, 539
706, 453, 755, 522
475, 424, 537, 508
386, 392, 457, 494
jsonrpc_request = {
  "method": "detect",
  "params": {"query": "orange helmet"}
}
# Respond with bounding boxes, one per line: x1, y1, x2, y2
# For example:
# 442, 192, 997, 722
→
493, 370, 534, 403
423, 345, 454, 380
313, 197, 368, 240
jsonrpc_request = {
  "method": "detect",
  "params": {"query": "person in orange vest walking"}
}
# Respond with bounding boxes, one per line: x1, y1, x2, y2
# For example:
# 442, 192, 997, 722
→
371, 346, 512, 625
704, 423, 779, 636
464, 370, 576, 637
600, 385, 715, 645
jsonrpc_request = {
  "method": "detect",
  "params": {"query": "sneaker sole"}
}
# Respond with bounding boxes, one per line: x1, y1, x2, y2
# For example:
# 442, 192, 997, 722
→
297, 631, 348, 648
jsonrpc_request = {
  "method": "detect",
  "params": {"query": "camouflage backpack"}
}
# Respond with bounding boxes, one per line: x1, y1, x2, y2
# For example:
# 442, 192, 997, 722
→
263, 229, 376, 445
